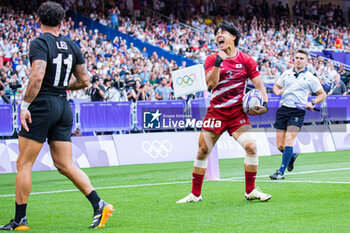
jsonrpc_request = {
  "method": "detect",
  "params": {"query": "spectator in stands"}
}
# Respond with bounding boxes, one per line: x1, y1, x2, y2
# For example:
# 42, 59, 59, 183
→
88, 76, 106, 101
335, 34, 343, 49
317, 76, 330, 94
324, 62, 337, 83
337, 63, 348, 84
142, 82, 155, 100
0, 39, 11, 63
0, 79, 11, 104
3, 0, 348, 102
72, 128, 83, 137
328, 73, 347, 95
149, 73, 158, 88
155, 77, 173, 100
0, 70, 10, 96
141, 47, 148, 58
128, 80, 143, 102
110, 6, 120, 30
15, 59, 28, 80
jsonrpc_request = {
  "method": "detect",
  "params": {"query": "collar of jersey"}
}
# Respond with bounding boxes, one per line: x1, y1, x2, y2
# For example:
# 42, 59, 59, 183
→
293, 68, 308, 79
225, 51, 240, 60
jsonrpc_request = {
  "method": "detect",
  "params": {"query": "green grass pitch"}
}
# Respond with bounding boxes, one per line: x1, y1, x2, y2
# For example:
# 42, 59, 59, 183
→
0, 150, 349, 232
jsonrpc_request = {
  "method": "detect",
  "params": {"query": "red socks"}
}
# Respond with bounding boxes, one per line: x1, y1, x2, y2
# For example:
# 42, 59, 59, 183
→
191, 173, 205, 197
191, 172, 256, 196
245, 171, 257, 194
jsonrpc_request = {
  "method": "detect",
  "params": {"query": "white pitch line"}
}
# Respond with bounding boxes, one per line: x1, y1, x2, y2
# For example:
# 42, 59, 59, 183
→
223, 167, 350, 180
0, 167, 349, 198
0, 181, 191, 198
222, 179, 350, 184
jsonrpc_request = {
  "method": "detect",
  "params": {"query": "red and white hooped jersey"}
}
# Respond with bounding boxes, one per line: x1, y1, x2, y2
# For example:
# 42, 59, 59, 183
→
205, 51, 260, 108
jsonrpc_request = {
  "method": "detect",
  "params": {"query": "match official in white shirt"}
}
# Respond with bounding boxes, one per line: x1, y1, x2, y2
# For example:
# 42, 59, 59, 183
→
270, 49, 326, 180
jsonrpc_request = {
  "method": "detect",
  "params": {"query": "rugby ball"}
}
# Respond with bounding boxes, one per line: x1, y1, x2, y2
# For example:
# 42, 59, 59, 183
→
242, 89, 263, 113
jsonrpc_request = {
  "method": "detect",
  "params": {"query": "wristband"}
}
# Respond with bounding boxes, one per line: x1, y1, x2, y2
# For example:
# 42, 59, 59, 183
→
214, 55, 224, 67
21, 101, 31, 110
263, 102, 269, 111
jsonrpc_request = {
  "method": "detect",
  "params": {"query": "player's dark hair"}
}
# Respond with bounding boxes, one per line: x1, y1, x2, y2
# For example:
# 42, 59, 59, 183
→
214, 21, 241, 47
38, 2, 65, 27
296, 49, 309, 57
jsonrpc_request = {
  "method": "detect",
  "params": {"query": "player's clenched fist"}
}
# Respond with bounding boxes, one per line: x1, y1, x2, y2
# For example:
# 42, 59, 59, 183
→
217, 51, 228, 60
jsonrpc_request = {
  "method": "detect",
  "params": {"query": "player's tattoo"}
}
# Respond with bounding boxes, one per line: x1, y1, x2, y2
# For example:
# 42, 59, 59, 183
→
34, 60, 46, 77
74, 63, 90, 85
24, 60, 46, 102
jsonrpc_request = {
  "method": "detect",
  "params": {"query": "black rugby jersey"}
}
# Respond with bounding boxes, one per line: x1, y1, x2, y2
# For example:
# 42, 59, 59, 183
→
29, 33, 85, 96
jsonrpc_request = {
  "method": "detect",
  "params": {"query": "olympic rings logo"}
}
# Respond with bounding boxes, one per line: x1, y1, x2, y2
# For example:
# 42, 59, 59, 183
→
141, 140, 173, 158
176, 73, 196, 88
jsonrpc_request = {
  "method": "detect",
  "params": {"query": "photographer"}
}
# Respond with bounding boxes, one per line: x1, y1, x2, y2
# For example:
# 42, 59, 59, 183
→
87, 75, 106, 101
104, 78, 127, 102
0, 79, 10, 104
0, 71, 11, 99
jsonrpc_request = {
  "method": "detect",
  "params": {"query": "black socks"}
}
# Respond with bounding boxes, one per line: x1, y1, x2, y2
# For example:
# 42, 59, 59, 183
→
15, 202, 27, 223
86, 190, 101, 212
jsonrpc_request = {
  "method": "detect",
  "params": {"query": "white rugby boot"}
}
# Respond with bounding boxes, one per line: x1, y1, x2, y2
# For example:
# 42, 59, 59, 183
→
176, 193, 202, 203
245, 187, 272, 202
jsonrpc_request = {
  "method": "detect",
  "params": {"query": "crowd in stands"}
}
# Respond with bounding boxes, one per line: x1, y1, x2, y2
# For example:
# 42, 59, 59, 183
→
0, 4, 189, 103
78, 0, 350, 87
1, 0, 350, 106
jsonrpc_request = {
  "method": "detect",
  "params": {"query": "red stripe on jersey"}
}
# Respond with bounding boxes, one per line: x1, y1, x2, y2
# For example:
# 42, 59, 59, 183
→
204, 51, 260, 108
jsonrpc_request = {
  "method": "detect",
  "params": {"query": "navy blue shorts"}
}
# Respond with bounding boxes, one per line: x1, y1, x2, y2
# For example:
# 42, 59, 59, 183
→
274, 105, 305, 130
19, 95, 73, 143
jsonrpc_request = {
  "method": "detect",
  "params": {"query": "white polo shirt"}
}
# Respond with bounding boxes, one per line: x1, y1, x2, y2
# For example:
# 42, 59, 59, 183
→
277, 68, 322, 108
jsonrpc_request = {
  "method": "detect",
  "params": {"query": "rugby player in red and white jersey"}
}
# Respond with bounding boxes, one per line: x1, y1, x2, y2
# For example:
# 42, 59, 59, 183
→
177, 21, 271, 203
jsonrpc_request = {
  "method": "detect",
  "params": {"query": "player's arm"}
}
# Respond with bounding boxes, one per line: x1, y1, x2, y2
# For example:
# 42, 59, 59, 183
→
250, 75, 268, 115
205, 51, 227, 89
205, 68, 220, 89
23, 60, 46, 102
273, 83, 284, 96
273, 72, 285, 96
20, 59, 47, 132
342, 83, 347, 96
69, 63, 90, 90
305, 88, 326, 110
305, 75, 327, 110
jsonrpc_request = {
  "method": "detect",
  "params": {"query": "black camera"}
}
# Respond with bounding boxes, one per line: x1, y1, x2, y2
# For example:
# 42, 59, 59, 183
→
9, 81, 22, 90
112, 80, 125, 90
91, 75, 100, 84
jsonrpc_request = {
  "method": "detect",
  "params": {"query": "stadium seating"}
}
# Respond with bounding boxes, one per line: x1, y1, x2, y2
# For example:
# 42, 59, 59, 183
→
67, 11, 196, 67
